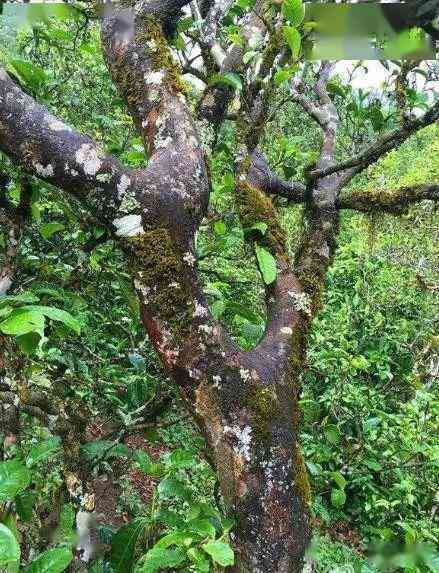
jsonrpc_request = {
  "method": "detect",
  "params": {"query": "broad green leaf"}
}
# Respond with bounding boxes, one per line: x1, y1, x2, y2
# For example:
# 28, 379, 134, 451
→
26, 437, 61, 467
134, 451, 166, 478
0, 292, 40, 307
324, 424, 341, 445
331, 471, 347, 490
16, 490, 37, 522
23, 547, 72, 573
331, 488, 347, 508
154, 531, 193, 548
54, 504, 76, 545
210, 72, 243, 91
202, 540, 234, 567
255, 245, 277, 285
0, 524, 20, 567
187, 518, 216, 538
21, 306, 80, 335
0, 309, 45, 336
80, 440, 131, 461
40, 223, 65, 240
8, 58, 47, 90
111, 518, 149, 573
283, 25, 301, 59
134, 547, 186, 573
244, 222, 268, 236
169, 449, 196, 469
157, 477, 192, 502
0, 459, 31, 501
187, 547, 210, 572
16, 332, 42, 354
282, 0, 305, 27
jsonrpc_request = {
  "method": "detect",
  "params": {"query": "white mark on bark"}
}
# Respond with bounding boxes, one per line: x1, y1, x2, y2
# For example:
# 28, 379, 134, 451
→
117, 174, 131, 198
113, 214, 144, 237
34, 163, 54, 177
144, 70, 165, 86
48, 119, 71, 132
75, 144, 102, 176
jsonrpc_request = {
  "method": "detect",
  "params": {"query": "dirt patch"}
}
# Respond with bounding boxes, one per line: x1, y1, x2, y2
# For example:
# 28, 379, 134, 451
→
314, 517, 364, 554
124, 434, 170, 505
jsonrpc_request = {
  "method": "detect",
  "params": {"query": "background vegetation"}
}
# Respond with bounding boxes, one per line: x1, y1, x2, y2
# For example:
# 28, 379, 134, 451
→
0, 9, 438, 573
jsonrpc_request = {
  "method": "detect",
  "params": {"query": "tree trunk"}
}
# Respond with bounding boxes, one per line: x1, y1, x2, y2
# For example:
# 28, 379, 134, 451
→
196, 362, 312, 573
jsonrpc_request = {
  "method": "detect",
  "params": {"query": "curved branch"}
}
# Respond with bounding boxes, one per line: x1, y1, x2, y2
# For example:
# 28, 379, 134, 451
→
311, 100, 439, 182
338, 184, 439, 214
0, 69, 135, 227
249, 151, 306, 201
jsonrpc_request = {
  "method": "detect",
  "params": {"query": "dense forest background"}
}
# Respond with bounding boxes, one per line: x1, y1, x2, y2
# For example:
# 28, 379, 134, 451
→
0, 7, 438, 573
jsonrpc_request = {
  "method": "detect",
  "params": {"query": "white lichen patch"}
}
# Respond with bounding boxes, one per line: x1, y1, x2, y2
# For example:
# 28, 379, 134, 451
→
198, 324, 213, 335
193, 301, 208, 318
113, 214, 144, 237
75, 144, 102, 176
117, 174, 131, 197
239, 368, 251, 382
223, 424, 252, 462
212, 375, 222, 387
48, 118, 71, 132
280, 326, 293, 335
288, 291, 312, 316
34, 163, 54, 177
144, 70, 165, 86
96, 173, 112, 184
183, 251, 196, 267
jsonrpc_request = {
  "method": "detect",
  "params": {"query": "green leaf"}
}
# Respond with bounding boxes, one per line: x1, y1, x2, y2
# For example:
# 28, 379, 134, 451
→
187, 518, 216, 538
80, 440, 131, 461
0, 524, 20, 568
283, 25, 301, 58
255, 245, 277, 285
330, 471, 347, 490
16, 490, 37, 522
40, 223, 65, 240
8, 58, 47, 90
187, 547, 210, 572
169, 449, 197, 469
202, 540, 234, 567
134, 451, 166, 478
0, 292, 40, 307
16, 332, 42, 354
0, 459, 31, 501
134, 547, 186, 573
54, 504, 76, 545
111, 518, 149, 573
324, 424, 341, 445
213, 221, 227, 236
157, 477, 192, 502
26, 437, 61, 467
0, 309, 45, 336
282, 0, 305, 27
154, 531, 193, 548
331, 488, 347, 508
210, 72, 243, 91
23, 547, 72, 573
21, 306, 80, 335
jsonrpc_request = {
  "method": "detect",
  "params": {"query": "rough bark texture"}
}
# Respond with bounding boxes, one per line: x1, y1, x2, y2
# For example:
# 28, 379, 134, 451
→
0, 2, 438, 571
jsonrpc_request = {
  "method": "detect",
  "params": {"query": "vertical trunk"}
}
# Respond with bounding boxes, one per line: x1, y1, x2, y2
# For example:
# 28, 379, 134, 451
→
192, 347, 312, 573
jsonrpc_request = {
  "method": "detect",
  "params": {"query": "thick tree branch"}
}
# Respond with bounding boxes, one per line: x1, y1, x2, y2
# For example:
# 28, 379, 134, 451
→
100, 2, 210, 223
0, 69, 136, 228
339, 184, 439, 214
249, 151, 306, 201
